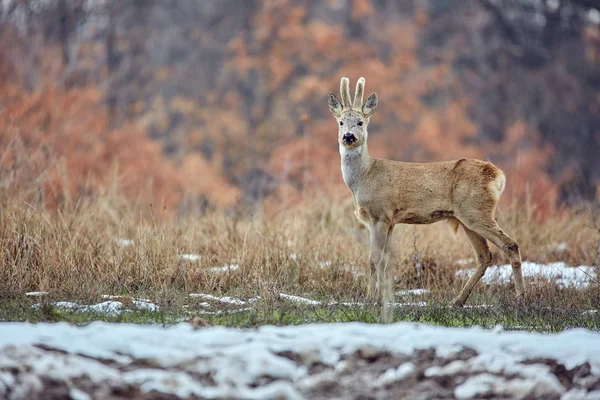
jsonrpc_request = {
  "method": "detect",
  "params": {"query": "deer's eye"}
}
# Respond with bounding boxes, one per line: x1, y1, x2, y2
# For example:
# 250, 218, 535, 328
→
357, 121, 364, 127
339, 121, 344, 126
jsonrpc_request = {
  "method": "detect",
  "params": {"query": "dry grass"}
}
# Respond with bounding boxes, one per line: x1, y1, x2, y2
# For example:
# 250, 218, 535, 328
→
0, 181, 598, 310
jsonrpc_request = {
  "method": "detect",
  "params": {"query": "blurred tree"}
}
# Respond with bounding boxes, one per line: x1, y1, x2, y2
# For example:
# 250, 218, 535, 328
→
423, 0, 600, 205
1, 0, 598, 215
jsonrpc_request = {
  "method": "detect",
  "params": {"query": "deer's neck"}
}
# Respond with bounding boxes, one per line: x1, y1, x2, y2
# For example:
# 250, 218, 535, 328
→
340, 143, 372, 192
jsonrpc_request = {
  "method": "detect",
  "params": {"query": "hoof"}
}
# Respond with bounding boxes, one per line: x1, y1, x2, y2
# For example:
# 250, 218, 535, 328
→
451, 298, 465, 308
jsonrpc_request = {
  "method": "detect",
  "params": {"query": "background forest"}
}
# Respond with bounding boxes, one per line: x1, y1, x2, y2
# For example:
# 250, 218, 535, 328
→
1, 0, 599, 217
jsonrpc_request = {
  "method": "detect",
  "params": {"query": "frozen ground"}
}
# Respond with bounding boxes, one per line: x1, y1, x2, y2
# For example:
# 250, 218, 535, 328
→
1, 322, 600, 399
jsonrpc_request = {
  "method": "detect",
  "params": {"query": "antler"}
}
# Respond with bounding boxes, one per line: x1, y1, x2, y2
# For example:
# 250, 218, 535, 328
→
340, 77, 351, 109
339, 77, 366, 111
353, 77, 365, 110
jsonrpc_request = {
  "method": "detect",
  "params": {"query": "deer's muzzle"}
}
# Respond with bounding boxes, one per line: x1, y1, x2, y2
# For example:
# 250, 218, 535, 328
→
342, 133, 357, 145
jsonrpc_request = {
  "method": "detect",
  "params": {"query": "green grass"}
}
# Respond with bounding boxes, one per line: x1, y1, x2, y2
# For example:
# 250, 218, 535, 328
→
1, 291, 598, 332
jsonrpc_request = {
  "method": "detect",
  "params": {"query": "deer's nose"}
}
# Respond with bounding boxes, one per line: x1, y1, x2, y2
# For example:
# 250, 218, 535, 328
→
342, 133, 356, 144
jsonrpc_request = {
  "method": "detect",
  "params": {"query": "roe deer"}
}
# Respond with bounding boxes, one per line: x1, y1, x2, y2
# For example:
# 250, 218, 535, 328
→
327, 77, 524, 307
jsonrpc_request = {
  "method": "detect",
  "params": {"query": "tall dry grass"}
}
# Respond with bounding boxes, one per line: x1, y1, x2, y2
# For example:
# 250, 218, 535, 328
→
1, 176, 598, 306
1, 132, 598, 305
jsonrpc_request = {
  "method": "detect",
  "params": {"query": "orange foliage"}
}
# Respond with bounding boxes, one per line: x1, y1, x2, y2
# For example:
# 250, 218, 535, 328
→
0, 79, 239, 210
1, 1, 582, 218
494, 121, 558, 217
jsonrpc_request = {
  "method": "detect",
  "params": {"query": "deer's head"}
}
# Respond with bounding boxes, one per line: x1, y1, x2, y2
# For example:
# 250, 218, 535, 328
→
327, 77, 378, 150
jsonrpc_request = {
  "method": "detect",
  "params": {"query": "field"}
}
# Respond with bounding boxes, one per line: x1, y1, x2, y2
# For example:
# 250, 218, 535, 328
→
1, 193, 599, 399
1, 189, 599, 325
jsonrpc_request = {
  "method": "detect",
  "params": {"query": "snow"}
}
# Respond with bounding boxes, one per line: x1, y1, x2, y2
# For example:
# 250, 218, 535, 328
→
453, 372, 562, 399
373, 362, 415, 387
428, 353, 566, 398
396, 289, 429, 296
456, 262, 596, 288
180, 253, 201, 261
69, 388, 91, 400
44, 301, 125, 316
24, 292, 48, 297
279, 293, 323, 305
207, 264, 239, 273
32, 299, 159, 316
278, 293, 426, 307
195, 308, 253, 315
131, 299, 159, 311
3, 322, 596, 372
562, 388, 600, 400
554, 242, 569, 252
189, 293, 259, 305
114, 238, 133, 247
0, 322, 599, 398
123, 369, 213, 398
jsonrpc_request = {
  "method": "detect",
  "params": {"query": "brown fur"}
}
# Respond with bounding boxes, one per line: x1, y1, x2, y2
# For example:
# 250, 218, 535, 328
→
328, 77, 524, 307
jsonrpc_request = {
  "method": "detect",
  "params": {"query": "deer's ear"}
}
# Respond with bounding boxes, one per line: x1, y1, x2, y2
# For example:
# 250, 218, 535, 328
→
328, 92, 343, 117
363, 93, 378, 117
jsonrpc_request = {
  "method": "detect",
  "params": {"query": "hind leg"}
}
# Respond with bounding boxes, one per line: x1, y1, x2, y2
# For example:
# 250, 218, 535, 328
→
453, 226, 492, 307
465, 219, 524, 301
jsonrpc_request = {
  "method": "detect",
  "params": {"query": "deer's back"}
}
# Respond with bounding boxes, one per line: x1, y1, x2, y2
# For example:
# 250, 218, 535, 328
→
353, 158, 504, 226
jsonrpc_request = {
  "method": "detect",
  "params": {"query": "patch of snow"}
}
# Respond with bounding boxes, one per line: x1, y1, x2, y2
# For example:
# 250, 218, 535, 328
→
454, 371, 564, 399
279, 293, 323, 305
1, 322, 600, 398
43, 301, 124, 316
562, 388, 600, 399
0, 372, 15, 393
288, 253, 298, 261
25, 292, 48, 297
100, 295, 121, 300
373, 362, 415, 387
188, 294, 259, 306
428, 352, 572, 398
456, 258, 474, 265
123, 369, 212, 398
84, 301, 125, 315
196, 307, 253, 315
32, 300, 159, 316
131, 300, 159, 312
69, 388, 91, 400
278, 293, 427, 308
207, 264, 239, 273
180, 253, 201, 261
100, 295, 152, 303
463, 304, 493, 309
318, 261, 333, 269
296, 369, 338, 391
554, 242, 569, 252
336, 302, 365, 307
114, 238, 133, 247
456, 262, 596, 289
396, 289, 430, 296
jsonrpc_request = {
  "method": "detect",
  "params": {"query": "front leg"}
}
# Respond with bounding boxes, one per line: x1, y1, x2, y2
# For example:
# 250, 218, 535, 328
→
367, 222, 393, 303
